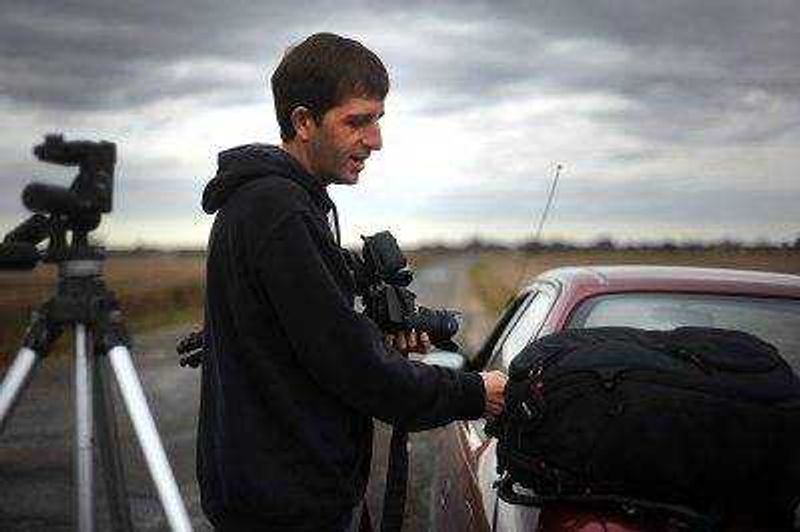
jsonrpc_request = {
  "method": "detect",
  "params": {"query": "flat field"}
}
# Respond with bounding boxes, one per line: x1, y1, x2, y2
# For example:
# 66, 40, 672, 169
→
0, 253, 205, 365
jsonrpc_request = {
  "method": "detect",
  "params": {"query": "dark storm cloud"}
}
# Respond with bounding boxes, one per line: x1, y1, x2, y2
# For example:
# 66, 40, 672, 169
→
0, 0, 483, 111
3, 0, 797, 140
0, 0, 323, 110
385, 1, 800, 145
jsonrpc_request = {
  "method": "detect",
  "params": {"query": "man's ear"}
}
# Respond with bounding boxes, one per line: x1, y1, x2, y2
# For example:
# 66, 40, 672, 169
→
290, 106, 317, 142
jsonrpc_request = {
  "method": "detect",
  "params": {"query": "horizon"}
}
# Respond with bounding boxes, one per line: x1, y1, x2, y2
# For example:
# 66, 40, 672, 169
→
99, 234, 800, 253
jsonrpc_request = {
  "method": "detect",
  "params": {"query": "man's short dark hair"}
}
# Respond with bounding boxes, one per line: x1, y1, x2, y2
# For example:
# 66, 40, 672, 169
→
271, 33, 390, 141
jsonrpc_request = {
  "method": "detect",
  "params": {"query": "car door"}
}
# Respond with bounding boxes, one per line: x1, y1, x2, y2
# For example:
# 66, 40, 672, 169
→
433, 283, 558, 531
432, 290, 532, 532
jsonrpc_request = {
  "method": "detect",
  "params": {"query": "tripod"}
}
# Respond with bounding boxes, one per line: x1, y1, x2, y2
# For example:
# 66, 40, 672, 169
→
0, 249, 192, 531
0, 134, 192, 531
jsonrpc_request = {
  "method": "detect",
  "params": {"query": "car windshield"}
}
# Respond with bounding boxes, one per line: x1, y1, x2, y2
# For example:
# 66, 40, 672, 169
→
567, 293, 800, 371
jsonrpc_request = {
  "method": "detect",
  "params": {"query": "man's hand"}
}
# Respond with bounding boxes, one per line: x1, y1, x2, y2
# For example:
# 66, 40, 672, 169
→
384, 330, 432, 356
480, 371, 507, 417
176, 325, 206, 368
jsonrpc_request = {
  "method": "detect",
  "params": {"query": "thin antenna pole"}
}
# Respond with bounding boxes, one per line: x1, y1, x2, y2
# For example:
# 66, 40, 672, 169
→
534, 164, 562, 242
511, 164, 563, 293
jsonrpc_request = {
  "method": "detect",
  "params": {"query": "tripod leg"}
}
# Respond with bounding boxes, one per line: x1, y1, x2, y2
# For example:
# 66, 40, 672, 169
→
0, 348, 40, 433
106, 345, 192, 532
75, 324, 95, 532
94, 354, 134, 532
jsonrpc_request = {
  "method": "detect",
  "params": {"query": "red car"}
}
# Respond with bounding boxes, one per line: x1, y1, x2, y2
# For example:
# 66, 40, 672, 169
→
431, 265, 800, 531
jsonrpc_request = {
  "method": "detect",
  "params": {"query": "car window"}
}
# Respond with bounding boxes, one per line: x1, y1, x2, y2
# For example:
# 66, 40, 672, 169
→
567, 293, 800, 372
489, 287, 556, 372
471, 291, 531, 369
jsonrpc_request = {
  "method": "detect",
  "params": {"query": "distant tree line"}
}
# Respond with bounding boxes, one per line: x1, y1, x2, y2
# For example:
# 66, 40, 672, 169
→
415, 235, 800, 254
105, 235, 800, 256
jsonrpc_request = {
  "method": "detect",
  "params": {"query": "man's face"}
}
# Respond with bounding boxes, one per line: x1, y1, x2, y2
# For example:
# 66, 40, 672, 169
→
308, 96, 384, 185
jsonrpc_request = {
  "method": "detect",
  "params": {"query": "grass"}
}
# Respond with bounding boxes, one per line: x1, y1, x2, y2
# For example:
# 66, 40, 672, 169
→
470, 248, 800, 316
0, 254, 205, 367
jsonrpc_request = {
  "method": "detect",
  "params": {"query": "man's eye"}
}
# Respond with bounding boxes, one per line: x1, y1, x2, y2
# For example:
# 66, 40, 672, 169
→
348, 116, 373, 128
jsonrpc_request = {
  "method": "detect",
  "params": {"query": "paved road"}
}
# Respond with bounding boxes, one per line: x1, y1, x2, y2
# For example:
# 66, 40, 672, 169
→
0, 254, 490, 531
0, 325, 210, 531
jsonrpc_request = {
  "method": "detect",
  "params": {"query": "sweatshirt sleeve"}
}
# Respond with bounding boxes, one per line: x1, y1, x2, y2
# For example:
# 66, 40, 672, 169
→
254, 211, 485, 431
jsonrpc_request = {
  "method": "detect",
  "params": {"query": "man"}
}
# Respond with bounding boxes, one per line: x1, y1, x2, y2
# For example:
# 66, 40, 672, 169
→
197, 33, 507, 531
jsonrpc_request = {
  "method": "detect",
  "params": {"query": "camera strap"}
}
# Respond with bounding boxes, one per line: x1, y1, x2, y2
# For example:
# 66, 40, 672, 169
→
380, 428, 409, 532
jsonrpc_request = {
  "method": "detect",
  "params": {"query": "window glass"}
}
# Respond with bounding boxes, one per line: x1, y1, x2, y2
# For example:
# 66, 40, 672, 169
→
492, 288, 556, 371
568, 293, 800, 371
470, 292, 533, 441
473, 291, 531, 369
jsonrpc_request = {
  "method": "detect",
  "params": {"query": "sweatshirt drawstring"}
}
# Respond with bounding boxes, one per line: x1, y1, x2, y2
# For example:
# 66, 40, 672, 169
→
330, 202, 341, 246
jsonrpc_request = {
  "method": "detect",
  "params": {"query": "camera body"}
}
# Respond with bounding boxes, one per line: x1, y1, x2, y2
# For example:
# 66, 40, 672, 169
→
347, 231, 460, 350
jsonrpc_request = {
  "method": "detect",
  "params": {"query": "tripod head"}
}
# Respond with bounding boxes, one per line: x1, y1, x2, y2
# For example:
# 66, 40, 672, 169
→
0, 134, 117, 270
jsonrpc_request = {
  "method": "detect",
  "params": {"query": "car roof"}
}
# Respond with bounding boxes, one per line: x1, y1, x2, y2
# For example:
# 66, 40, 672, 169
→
533, 265, 800, 299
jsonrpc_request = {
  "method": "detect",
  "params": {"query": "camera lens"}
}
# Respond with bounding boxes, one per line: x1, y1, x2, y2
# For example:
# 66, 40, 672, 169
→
409, 306, 461, 345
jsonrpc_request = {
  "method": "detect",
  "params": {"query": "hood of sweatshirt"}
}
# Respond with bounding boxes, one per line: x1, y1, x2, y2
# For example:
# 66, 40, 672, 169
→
201, 144, 335, 216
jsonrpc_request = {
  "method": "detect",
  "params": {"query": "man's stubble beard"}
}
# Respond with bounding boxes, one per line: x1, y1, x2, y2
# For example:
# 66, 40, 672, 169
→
310, 133, 348, 186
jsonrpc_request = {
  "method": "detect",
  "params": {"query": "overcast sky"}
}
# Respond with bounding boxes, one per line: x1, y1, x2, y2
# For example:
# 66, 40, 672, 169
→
1, 1, 798, 247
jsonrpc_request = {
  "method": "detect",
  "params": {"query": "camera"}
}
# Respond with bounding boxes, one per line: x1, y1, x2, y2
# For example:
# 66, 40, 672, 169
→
24, 134, 115, 231
176, 230, 462, 367
346, 231, 461, 351
0, 134, 117, 271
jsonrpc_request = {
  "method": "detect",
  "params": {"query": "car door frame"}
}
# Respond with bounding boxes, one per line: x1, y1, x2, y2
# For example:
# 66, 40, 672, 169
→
439, 281, 560, 530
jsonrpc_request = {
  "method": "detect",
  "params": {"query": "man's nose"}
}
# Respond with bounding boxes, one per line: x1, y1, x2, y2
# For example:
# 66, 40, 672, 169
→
364, 123, 382, 151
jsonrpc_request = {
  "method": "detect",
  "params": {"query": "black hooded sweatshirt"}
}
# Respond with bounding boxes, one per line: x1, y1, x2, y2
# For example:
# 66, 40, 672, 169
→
197, 144, 486, 529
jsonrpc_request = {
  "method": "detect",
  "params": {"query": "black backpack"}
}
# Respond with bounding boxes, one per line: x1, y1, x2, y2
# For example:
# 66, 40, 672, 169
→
489, 327, 800, 528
